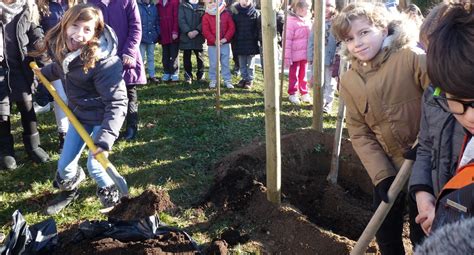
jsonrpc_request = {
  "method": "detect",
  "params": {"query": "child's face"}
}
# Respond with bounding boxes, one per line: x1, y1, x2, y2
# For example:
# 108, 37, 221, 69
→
344, 17, 387, 62
295, 5, 309, 18
239, 0, 251, 8
446, 93, 474, 134
66, 19, 96, 52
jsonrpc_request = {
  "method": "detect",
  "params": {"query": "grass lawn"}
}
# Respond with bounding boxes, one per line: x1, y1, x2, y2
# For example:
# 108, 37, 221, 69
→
0, 48, 340, 251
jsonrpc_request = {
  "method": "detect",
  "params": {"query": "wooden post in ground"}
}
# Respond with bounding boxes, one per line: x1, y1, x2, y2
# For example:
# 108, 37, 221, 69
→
215, 0, 222, 114
261, 0, 281, 204
279, 0, 289, 105
311, 0, 324, 131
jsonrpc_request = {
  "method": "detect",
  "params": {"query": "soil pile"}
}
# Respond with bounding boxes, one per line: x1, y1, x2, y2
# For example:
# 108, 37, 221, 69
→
53, 188, 198, 255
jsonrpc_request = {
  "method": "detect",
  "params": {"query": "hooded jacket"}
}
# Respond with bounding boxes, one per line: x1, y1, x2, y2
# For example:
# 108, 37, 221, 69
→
88, 0, 146, 85
230, 2, 260, 56
409, 86, 465, 197
157, 0, 179, 45
284, 12, 311, 65
138, 0, 160, 44
202, 8, 234, 46
0, 1, 43, 105
178, 0, 205, 50
41, 25, 128, 151
339, 20, 430, 186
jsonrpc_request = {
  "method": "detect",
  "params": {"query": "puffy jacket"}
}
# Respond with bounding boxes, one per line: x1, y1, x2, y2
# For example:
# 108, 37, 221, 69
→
41, 26, 128, 151
409, 86, 465, 197
157, 0, 179, 45
178, 1, 205, 50
284, 13, 311, 65
230, 2, 260, 56
138, 0, 160, 44
340, 20, 430, 186
202, 10, 235, 46
88, 0, 146, 85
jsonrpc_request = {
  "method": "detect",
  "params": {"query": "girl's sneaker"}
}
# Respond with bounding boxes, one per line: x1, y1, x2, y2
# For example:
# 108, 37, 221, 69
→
301, 93, 313, 103
224, 81, 234, 89
162, 73, 171, 82
289, 94, 301, 105
171, 74, 179, 82
209, 80, 217, 88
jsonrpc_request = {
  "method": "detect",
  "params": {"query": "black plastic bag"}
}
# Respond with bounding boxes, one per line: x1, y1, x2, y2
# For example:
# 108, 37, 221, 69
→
0, 210, 57, 255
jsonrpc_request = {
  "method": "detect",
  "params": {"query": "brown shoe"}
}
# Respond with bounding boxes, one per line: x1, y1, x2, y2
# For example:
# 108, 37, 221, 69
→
243, 80, 253, 89
236, 79, 246, 88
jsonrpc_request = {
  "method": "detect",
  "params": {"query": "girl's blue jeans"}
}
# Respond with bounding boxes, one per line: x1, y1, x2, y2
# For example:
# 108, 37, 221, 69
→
58, 123, 114, 188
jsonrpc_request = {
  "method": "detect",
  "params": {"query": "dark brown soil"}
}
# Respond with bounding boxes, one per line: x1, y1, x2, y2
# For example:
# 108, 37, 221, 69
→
53, 188, 198, 255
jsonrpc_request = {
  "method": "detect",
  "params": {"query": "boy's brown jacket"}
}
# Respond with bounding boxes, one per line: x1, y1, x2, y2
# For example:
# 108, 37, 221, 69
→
339, 20, 430, 186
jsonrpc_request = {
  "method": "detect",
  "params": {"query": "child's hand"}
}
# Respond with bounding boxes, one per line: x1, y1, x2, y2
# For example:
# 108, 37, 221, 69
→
415, 191, 436, 235
122, 55, 134, 66
172, 33, 178, 40
220, 38, 227, 44
92, 147, 109, 159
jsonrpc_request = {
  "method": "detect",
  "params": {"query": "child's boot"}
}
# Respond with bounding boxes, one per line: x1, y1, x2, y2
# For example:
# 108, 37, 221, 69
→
45, 188, 79, 215
23, 132, 50, 163
0, 134, 17, 170
97, 184, 120, 208
123, 113, 138, 141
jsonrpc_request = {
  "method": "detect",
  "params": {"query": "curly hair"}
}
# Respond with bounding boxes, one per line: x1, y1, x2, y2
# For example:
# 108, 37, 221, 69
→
331, 2, 391, 42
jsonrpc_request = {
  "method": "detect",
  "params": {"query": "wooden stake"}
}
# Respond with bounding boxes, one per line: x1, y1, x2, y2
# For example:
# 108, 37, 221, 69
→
215, 0, 221, 114
262, 0, 282, 204
311, 0, 324, 131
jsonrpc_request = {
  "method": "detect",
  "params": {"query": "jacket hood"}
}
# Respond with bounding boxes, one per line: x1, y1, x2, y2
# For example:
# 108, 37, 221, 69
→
181, 0, 204, 10
339, 19, 418, 62
230, 2, 256, 16
62, 24, 118, 73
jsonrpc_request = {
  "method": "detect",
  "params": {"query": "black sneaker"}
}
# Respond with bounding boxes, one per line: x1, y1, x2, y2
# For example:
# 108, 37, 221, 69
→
45, 189, 79, 215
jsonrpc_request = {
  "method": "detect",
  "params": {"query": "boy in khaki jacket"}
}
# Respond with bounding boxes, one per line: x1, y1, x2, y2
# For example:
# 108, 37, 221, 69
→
332, 3, 430, 254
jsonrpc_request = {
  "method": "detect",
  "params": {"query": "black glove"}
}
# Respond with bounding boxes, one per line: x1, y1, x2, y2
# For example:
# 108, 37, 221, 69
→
375, 176, 395, 203
403, 144, 419, 161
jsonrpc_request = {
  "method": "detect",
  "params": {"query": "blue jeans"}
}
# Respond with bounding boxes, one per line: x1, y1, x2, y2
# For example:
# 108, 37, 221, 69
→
238, 55, 256, 81
140, 43, 156, 78
207, 43, 231, 82
58, 124, 114, 188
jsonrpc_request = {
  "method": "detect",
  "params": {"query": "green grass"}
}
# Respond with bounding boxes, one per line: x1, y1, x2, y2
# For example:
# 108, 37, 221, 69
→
0, 49, 340, 251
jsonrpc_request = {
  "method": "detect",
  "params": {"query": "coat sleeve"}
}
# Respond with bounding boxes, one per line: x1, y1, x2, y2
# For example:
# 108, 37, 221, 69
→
155, 8, 161, 39
411, 48, 430, 90
284, 20, 295, 66
172, 1, 179, 36
409, 90, 435, 194
178, 5, 191, 34
92, 57, 128, 151
40, 62, 63, 82
341, 77, 398, 186
202, 14, 214, 45
123, 0, 142, 60
223, 13, 235, 42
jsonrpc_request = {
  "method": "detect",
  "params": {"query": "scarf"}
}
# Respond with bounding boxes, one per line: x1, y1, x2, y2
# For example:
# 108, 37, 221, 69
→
0, 0, 26, 23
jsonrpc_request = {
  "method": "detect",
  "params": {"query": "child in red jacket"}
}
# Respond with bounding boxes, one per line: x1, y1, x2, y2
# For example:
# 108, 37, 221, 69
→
202, 0, 235, 89
157, 0, 180, 82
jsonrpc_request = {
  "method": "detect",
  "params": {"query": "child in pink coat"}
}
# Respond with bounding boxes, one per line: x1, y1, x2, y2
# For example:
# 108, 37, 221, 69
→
284, 0, 311, 105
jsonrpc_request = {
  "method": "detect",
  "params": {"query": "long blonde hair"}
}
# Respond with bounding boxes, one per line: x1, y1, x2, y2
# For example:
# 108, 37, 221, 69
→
33, 4, 104, 73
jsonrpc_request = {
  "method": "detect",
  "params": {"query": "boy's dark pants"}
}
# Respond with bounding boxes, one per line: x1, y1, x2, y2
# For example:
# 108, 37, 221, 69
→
373, 190, 425, 255
126, 85, 138, 129
161, 43, 179, 75
182, 49, 204, 80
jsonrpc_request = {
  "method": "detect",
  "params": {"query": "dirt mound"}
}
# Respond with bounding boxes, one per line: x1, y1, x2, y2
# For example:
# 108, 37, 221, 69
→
108, 188, 176, 221
203, 129, 380, 254
53, 188, 197, 255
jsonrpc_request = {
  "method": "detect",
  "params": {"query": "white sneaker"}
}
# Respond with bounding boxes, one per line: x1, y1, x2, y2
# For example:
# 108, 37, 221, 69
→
289, 94, 301, 105
33, 102, 51, 114
224, 81, 234, 89
301, 93, 312, 103
209, 80, 216, 88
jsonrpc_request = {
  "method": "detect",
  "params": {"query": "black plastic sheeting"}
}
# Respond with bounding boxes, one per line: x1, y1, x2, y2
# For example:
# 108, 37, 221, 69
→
0, 210, 57, 255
